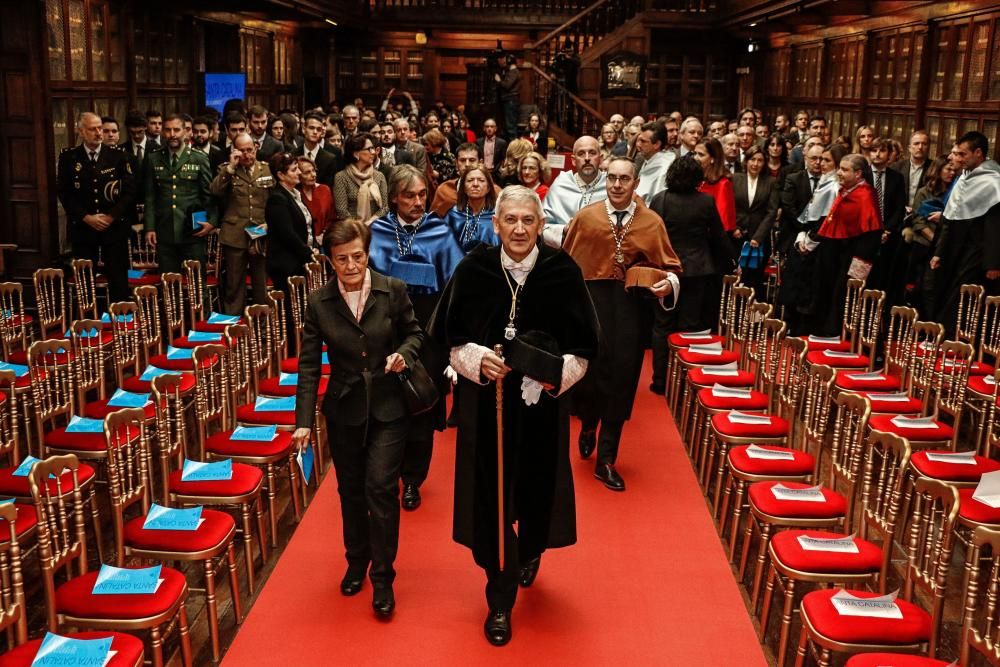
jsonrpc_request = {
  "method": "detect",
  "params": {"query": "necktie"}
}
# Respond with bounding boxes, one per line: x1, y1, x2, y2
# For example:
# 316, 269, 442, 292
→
875, 171, 885, 219
811, 175, 819, 192
614, 210, 627, 230
89, 150, 97, 164
171, 153, 178, 170
136, 145, 143, 161
383, 151, 394, 168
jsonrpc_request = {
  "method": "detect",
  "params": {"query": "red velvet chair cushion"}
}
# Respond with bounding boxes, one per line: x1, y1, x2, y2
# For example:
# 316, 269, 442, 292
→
967, 375, 996, 397
44, 424, 140, 452
7, 349, 73, 365
128, 274, 161, 286
868, 415, 953, 442
0, 631, 144, 667
770, 529, 882, 574
800, 588, 932, 644
797, 336, 853, 352
279, 357, 331, 375
933, 359, 994, 377
0, 503, 37, 544
206, 430, 293, 458
170, 336, 230, 350
747, 481, 847, 519
122, 372, 195, 394
56, 566, 186, 619
124, 508, 235, 553
147, 354, 197, 372
257, 375, 328, 398
83, 398, 156, 421
845, 654, 950, 667
697, 388, 770, 411
169, 462, 264, 497
711, 413, 790, 439
667, 332, 725, 347
192, 320, 241, 334
687, 368, 755, 387
727, 446, 815, 476
236, 403, 296, 427
0, 368, 40, 390
677, 349, 740, 365
957, 488, 1000, 524
0, 462, 95, 497
835, 371, 902, 392
858, 392, 923, 414
806, 350, 871, 368
910, 451, 1000, 482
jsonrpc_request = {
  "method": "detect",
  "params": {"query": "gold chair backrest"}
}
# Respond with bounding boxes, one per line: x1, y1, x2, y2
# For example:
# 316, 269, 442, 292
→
27, 339, 74, 444
224, 324, 253, 411
903, 477, 959, 658
909, 320, 945, 401
0, 370, 18, 464
287, 276, 308, 351
828, 392, 872, 531
157, 274, 185, 346
985, 369, 1000, 460
108, 301, 141, 386
775, 336, 808, 422
981, 296, 1000, 367
756, 318, 786, 399
0, 282, 29, 358
192, 344, 230, 462
33, 268, 67, 339
244, 304, 275, 383
859, 432, 911, 572
103, 408, 152, 564
69, 318, 107, 404
305, 261, 325, 293
841, 278, 866, 345
854, 288, 885, 360
29, 453, 88, 632
934, 340, 974, 422
798, 363, 835, 454
957, 283, 985, 346
0, 501, 27, 643
205, 231, 221, 281
728, 286, 756, 354
884, 305, 918, 386
740, 302, 773, 373
150, 373, 188, 492
962, 525, 1000, 666
69, 258, 100, 322
267, 289, 289, 362
717, 273, 740, 340
182, 259, 206, 325
129, 227, 158, 269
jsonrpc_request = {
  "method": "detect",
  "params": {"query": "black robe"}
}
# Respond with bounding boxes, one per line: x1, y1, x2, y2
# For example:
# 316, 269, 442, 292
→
934, 201, 1000, 328
429, 244, 599, 568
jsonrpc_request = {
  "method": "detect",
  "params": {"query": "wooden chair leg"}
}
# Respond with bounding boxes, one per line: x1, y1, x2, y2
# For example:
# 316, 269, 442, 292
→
793, 624, 810, 667
226, 543, 244, 624
777, 577, 798, 667
288, 453, 302, 522
241, 504, 257, 596
88, 487, 104, 564
266, 465, 279, 548
255, 497, 269, 562
204, 558, 221, 663
151, 626, 164, 667
178, 603, 193, 667
751, 522, 774, 608
739, 515, 757, 578
728, 481, 748, 561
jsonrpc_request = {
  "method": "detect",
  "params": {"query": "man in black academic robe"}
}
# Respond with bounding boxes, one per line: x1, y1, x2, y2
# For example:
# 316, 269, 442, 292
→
429, 185, 599, 647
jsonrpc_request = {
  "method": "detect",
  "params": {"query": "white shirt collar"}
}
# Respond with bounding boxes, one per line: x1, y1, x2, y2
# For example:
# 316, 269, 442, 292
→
605, 199, 637, 216
500, 245, 539, 285
85, 144, 102, 159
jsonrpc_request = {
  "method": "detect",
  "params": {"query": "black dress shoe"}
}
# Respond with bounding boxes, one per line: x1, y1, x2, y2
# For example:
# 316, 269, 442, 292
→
518, 557, 541, 588
401, 484, 421, 510
340, 567, 366, 596
594, 463, 626, 491
649, 381, 666, 395
372, 586, 395, 617
484, 608, 511, 646
578, 429, 596, 459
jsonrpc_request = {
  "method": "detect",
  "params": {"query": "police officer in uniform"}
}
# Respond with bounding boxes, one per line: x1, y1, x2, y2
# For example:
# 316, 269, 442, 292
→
144, 113, 216, 273
57, 111, 136, 302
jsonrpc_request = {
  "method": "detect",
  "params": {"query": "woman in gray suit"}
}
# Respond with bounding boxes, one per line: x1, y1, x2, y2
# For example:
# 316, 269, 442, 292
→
733, 145, 780, 294
292, 219, 423, 619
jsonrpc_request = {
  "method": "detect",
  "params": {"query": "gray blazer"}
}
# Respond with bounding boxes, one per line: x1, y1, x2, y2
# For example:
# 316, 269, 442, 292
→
295, 271, 424, 429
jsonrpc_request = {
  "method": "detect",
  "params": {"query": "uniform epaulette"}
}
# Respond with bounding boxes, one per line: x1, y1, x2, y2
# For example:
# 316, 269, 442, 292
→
60, 146, 74, 154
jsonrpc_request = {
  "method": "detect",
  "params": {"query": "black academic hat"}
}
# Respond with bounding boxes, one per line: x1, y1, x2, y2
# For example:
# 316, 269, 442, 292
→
505, 330, 563, 390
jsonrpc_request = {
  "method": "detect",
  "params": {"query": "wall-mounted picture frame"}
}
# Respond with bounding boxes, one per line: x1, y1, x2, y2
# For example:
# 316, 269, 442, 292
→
601, 51, 646, 98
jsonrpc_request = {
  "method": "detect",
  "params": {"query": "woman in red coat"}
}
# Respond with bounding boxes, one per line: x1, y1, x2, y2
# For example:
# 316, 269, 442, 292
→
297, 156, 336, 246
693, 138, 738, 251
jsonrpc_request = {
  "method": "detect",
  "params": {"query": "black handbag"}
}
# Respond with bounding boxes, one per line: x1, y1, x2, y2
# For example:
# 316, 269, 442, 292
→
397, 359, 439, 415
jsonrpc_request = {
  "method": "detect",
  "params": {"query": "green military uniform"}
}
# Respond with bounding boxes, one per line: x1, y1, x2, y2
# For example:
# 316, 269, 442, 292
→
209, 160, 275, 313
57, 143, 136, 301
143, 145, 216, 273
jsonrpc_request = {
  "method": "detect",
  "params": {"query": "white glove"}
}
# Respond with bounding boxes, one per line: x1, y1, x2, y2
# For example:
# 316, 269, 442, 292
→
443, 365, 458, 385
521, 376, 543, 406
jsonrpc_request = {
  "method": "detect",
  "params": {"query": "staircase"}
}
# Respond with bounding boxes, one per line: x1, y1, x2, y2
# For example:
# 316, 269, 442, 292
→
525, 0, 717, 144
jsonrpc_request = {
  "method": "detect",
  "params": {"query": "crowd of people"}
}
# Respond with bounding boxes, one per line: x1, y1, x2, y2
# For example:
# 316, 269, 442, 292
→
56, 93, 1000, 648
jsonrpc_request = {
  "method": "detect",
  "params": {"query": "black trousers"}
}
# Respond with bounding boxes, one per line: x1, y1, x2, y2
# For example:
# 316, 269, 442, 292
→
580, 415, 625, 466
221, 244, 268, 315
482, 521, 523, 611
72, 223, 129, 303
328, 416, 409, 588
400, 408, 435, 487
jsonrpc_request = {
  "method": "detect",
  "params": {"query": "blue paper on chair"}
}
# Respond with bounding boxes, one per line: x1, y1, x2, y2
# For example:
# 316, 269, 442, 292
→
92, 564, 163, 595
65, 327, 99, 338
166, 345, 194, 360
254, 396, 295, 412
0, 498, 13, 505
181, 458, 233, 482
127, 269, 147, 279
143, 504, 204, 531
0, 361, 28, 377
187, 330, 222, 342
279, 372, 298, 386
66, 416, 104, 433
107, 389, 151, 408
207, 312, 240, 325
321, 351, 330, 366
297, 444, 315, 485
231, 425, 278, 441
12, 455, 41, 477
100, 312, 134, 324
139, 365, 181, 382
31, 632, 113, 667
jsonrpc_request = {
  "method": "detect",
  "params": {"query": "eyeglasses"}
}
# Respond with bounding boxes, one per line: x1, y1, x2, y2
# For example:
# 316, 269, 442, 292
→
607, 175, 634, 185
363, 146, 378, 153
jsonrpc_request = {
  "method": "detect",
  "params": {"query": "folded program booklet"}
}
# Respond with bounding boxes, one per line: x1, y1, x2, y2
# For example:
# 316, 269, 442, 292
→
830, 589, 902, 619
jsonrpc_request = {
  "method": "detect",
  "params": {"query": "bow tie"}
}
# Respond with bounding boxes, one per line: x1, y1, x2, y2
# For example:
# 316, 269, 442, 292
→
503, 261, 530, 271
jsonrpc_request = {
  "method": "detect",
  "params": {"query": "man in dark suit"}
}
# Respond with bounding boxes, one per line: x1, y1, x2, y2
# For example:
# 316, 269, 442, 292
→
296, 110, 342, 188
247, 104, 284, 162
145, 110, 163, 148
378, 121, 414, 170
890, 130, 931, 209
191, 115, 224, 173
477, 119, 508, 176
57, 112, 137, 302
122, 111, 155, 165
391, 118, 428, 173
868, 137, 908, 301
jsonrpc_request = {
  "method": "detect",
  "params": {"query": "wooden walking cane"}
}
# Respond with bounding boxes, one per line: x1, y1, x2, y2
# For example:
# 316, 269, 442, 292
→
494, 344, 505, 571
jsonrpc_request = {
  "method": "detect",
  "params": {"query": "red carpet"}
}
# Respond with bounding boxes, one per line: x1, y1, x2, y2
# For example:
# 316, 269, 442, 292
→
224, 355, 766, 665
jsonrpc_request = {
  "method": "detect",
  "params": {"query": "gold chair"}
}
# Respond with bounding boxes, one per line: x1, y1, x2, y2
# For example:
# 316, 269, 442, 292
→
267, 289, 289, 363
30, 453, 192, 667
158, 274, 187, 347
965, 296, 1000, 450
244, 304, 276, 384
205, 231, 221, 309
804, 288, 885, 372
286, 275, 308, 355
956, 282, 985, 347
129, 226, 158, 270
103, 407, 243, 664
833, 305, 918, 397
70, 258, 106, 323
0, 281, 32, 361
305, 260, 325, 293
33, 268, 69, 341
798, 278, 866, 354
792, 478, 958, 667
